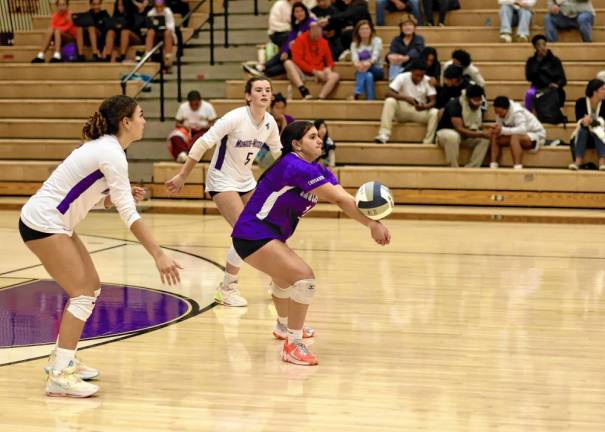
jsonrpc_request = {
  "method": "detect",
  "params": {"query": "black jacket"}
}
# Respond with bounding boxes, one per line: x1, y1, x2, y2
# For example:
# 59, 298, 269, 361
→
327, 0, 372, 31
388, 33, 425, 59
526, 50, 567, 89
575, 97, 605, 122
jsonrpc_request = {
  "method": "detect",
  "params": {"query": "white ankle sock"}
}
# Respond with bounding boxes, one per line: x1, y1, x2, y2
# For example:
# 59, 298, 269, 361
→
277, 316, 288, 326
52, 51, 61, 59
223, 272, 237, 285
513, 164, 523, 169
36, 51, 44, 59
287, 328, 303, 344
53, 347, 76, 372
489, 162, 499, 169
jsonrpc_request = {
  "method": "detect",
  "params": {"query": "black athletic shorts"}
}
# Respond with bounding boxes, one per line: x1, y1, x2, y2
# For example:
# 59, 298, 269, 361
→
19, 219, 53, 243
232, 237, 273, 260
208, 189, 254, 198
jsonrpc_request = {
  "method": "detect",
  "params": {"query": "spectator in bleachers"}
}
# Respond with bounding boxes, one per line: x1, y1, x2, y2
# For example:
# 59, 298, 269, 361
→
386, 14, 424, 80
165, 0, 189, 27
268, 0, 296, 49
436, 84, 491, 167
74, 0, 110, 62
489, 96, 546, 169
436, 64, 468, 108
284, 21, 340, 99
498, 0, 535, 43
271, 93, 295, 133
524, 34, 566, 110
423, 0, 457, 26
315, 119, 336, 167
145, 0, 176, 71
31, 0, 77, 63
544, 0, 595, 42
442, 49, 485, 87
375, 0, 422, 26
569, 79, 605, 170
312, 0, 345, 59
103, 0, 147, 62
412, 46, 440, 87
351, 20, 384, 100
167, 90, 217, 162
316, 0, 372, 57
374, 60, 438, 144
247, 2, 316, 77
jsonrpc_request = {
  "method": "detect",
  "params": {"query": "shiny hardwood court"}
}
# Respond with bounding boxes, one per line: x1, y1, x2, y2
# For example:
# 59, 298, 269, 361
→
1, 210, 605, 431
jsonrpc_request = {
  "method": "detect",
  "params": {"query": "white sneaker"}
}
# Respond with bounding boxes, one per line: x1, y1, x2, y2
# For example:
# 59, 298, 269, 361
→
45, 351, 99, 380
489, 162, 499, 169
568, 163, 579, 170
176, 151, 188, 163
513, 164, 523, 169
499, 33, 512, 43
46, 361, 99, 398
273, 320, 315, 340
214, 281, 248, 307
374, 133, 389, 144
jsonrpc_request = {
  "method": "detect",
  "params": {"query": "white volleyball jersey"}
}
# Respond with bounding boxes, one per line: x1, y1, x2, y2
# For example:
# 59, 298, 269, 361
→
188, 106, 282, 192
20, 135, 141, 236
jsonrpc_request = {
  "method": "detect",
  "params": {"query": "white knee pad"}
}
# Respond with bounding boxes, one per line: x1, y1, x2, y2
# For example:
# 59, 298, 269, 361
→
94, 288, 101, 299
290, 279, 316, 305
226, 245, 244, 268
66, 295, 96, 322
269, 281, 292, 299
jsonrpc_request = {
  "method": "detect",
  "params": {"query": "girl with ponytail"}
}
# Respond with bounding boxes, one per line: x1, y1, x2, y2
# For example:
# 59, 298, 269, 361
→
231, 120, 391, 366
19, 95, 182, 398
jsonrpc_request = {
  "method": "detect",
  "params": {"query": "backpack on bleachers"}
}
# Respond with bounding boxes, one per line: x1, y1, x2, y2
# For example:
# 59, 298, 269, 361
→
534, 88, 567, 125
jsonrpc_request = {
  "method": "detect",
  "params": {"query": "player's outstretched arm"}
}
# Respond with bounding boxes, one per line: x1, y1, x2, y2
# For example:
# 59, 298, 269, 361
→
311, 183, 391, 246
130, 219, 183, 285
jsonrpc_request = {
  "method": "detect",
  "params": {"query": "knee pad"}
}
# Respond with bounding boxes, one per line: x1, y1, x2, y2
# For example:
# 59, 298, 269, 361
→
94, 288, 101, 299
226, 245, 244, 268
290, 279, 316, 305
66, 295, 96, 322
269, 281, 292, 299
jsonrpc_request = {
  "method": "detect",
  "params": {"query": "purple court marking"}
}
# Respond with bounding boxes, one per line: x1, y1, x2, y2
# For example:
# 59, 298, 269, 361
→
0, 280, 190, 348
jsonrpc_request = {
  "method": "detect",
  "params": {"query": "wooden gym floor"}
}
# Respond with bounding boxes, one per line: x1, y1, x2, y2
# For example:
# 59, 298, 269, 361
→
1, 210, 605, 431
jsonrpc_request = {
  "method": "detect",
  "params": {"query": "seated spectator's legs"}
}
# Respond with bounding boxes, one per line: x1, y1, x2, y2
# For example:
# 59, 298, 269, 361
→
544, 13, 574, 42
464, 136, 490, 167
573, 126, 592, 165
435, 0, 448, 25
144, 28, 156, 53
524, 86, 538, 110
378, 98, 438, 143
516, 8, 532, 37
577, 11, 594, 42
436, 129, 462, 167
102, 29, 117, 60
422, 0, 434, 25
270, 32, 289, 49
119, 29, 142, 61
499, 5, 514, 36
365, 65, 384, 100
375, 0, 387, 26
284, 59, 312, 98
264, 53, 286, 77
354, 71, 366, 98
169, 135, 189, 160
491, 134, 533, 167
406, 0, 423, 25
163, 31, 174, 69
76, 26, 86, 57
318, 69, 340, 99
190, 128, 209, 143
388, 64, 404, 81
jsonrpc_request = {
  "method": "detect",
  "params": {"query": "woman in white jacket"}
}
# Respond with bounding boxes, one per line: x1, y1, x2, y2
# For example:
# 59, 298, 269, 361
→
499, 0, 536, 43
489, 96, 546, 169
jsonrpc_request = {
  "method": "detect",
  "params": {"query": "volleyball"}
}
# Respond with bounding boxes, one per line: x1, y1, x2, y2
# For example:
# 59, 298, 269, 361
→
355, 181, 394, 220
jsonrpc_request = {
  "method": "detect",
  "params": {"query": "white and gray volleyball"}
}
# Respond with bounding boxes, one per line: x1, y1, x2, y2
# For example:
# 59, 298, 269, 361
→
355, 181, 394, 220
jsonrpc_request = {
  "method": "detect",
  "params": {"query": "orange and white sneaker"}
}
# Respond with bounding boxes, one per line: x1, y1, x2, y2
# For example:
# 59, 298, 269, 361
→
272, 321, 315, 340
45, 361, 99, 398
281, 340, 318, 366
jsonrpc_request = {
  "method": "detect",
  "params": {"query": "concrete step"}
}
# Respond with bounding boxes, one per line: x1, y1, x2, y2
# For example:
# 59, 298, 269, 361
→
225, 79, 589, 101
0, 63, 158, 80
0, 80, 142, 98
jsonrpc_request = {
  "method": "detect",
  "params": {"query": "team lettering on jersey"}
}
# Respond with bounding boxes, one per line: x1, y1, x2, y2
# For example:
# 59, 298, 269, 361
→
299, 190, 319, 204
308, 175, 325, 186
234, 139, 265, 149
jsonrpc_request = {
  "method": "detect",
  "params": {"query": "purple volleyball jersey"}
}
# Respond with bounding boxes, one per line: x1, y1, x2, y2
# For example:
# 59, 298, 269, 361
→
232, 153, 338, 241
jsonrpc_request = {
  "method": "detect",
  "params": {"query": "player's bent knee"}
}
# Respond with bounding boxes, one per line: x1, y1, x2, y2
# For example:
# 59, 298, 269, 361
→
290, 278, 316, 305
226, 245, 244, 268
269, 281, 292, 299
66, 295, 96, 321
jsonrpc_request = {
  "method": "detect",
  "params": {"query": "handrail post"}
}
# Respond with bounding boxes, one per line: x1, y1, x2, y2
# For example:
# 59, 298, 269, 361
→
159, 43, 165, 122
224, 0, 229, 48
176, 28, 183, 102
209, 0, 215, 65
253, 0, 258, 16
121, 81, 127, 95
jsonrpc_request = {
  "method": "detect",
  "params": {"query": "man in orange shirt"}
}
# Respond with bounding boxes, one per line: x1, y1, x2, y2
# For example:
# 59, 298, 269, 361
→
32, 0, 77, 63
283, 21, 341, 100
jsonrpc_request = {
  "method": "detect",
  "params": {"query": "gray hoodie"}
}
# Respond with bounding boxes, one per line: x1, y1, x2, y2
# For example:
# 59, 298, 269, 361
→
547, 0, 595, 17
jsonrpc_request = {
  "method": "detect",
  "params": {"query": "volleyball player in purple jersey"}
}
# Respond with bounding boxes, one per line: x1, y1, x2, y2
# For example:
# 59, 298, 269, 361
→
232, 121, 391, 365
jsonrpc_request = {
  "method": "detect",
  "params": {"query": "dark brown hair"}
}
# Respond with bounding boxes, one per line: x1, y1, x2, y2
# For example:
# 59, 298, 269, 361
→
82, 95, 138, 141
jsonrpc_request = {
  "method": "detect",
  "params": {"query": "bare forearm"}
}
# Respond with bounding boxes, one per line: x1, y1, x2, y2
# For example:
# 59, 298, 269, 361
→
180, 156, 197, 178
130, 219, 163, 259
335, 194, 373, 227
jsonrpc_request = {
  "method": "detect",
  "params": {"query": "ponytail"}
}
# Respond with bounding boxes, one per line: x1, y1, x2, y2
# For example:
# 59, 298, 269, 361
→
82, 95, 138, 141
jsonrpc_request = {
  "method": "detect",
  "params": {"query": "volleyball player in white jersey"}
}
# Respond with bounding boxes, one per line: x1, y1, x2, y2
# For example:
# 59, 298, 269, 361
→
19, 95, 182, 398
166, 77, 281, 308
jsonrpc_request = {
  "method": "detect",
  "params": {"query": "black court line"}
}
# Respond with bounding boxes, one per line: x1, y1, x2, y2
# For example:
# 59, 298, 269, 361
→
159, 243, 605, 262
0, 278, 36, 290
